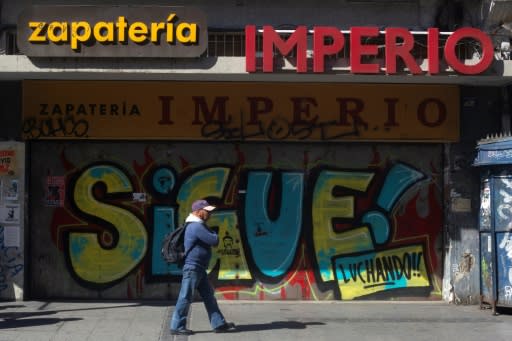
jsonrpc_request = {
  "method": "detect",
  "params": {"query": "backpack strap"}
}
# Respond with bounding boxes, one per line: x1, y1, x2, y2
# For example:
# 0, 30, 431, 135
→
182, 222, 194, 259
182, 221, 210, 261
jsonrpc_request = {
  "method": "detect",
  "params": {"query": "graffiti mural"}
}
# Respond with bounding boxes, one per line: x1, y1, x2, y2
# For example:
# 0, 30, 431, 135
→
30, 142, 443, 300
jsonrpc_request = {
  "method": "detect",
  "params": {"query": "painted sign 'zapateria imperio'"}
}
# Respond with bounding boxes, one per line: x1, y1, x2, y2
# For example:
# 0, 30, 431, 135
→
17, 6, 207, 57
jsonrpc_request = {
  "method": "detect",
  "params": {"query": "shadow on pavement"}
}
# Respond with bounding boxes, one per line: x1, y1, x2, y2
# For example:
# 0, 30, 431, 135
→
193, 321, 325, 334
0, 305, 25, 310
0, 301, 173, 330
35, 303, 146, 314
0, 301, 172, 329
2, 301, 169, 315
496, 307, 512, 316
0, 310, 60, 319
38, 300, 173, 313
0, 317, 82, 329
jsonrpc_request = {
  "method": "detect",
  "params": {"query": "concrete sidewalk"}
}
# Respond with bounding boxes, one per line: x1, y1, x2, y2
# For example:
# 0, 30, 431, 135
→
1, 300, 511, 341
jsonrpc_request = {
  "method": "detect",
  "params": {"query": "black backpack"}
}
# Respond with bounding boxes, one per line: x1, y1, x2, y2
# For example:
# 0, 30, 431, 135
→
161, 222, 190, 265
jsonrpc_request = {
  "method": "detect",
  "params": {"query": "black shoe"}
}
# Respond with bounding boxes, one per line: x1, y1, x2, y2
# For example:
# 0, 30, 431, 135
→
170, 328, 194, 335
214, 322, 236, 333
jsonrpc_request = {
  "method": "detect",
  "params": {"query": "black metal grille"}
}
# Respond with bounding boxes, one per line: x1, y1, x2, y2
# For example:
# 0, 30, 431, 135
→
207, 30, 482, 60
0, 29, 484, 62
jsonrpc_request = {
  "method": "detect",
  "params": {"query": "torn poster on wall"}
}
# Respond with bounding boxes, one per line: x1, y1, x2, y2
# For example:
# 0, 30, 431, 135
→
46, 176, 65, 207
0, 150, 16, 175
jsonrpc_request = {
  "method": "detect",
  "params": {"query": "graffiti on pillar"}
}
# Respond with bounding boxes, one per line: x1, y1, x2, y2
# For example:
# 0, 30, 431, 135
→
48, 145, 442, 300
493, 177, 512, 304
0, 226, 24, 294
498, 232, 512, 304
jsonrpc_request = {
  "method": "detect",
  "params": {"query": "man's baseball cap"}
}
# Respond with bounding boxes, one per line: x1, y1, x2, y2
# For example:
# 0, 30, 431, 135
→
191, 199, 216, 212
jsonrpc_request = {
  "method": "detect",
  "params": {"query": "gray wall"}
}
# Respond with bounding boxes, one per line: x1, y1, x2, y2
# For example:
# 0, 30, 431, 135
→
1, 0, 459, 29
442, 86, 504, 304
0, 81, 21, 141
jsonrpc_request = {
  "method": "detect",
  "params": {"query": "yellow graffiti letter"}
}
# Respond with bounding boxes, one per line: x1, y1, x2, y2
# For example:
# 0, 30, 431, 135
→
208, 212, 252, 280
69, 165, 147, 284
313, 170, 375, 282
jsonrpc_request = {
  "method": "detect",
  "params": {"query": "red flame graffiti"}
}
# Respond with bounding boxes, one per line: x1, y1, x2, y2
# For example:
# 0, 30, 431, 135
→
59, 148, 76, 172
132, 146, 154, 178
179, 156, 190, 170
393, 182, 442, 271
50, 208, 87, 251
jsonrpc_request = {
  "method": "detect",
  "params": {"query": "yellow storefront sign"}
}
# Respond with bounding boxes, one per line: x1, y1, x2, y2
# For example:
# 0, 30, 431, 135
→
22, 80, 459, 142
17, 6, 207, 58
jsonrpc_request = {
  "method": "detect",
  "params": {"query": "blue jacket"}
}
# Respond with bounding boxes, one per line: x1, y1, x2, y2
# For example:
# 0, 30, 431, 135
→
183, 214, 219, 269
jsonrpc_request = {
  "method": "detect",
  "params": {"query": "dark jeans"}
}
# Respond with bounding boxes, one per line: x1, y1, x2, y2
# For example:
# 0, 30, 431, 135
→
170, 264, 226, 331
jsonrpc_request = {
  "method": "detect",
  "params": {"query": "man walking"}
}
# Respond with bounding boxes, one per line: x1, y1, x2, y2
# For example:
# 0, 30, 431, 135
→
170, 199, 236, 335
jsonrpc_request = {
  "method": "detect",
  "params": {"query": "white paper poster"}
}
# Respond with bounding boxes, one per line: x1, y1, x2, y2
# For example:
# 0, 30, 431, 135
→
3, 225, 20, 247
0, 204, 20, 224
0, 150, 16, 175
2, 179, 19, 201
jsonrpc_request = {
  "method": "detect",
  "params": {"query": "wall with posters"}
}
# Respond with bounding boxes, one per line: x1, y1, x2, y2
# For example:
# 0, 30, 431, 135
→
28, 141, 443, 300
0, 141, 25, 301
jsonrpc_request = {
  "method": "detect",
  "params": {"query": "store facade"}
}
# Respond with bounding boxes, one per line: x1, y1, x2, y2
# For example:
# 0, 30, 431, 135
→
1, 1, 511, 302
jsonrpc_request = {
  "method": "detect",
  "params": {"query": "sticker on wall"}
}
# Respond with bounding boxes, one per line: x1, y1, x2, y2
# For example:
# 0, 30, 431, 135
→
45, 176, 65, 207
0, 204, 20, 224
2, 179, 19, 201
2, 225, 20, 247
132, 193, 147, 202
451, 197, 471, 213
0, 150, 16, 175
